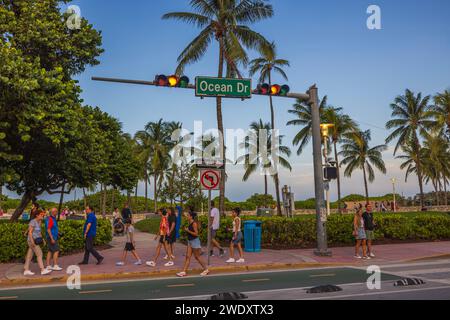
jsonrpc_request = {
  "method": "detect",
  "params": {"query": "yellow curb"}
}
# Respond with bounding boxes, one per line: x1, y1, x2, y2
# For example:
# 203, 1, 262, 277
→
0, 262, 352, 288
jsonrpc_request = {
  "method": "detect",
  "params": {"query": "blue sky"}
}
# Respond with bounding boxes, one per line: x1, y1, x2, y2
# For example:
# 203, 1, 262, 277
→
7, 0, 450, 203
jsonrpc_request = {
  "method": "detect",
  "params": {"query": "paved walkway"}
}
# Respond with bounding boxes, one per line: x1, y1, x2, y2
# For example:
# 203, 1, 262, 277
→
1, 230, 449, 286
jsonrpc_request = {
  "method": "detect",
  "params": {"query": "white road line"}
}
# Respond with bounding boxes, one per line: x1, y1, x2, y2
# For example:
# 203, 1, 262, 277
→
79, 289, 112, 295
302, 285, 450, 300
362, 259, 450, 270
395, 268, 450, 275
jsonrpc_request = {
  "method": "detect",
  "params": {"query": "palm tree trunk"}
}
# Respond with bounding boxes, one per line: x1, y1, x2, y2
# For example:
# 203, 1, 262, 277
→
83, 188, 87, 208
268, 70, 282, 216
135, 182, 138, 204
362, 165, 369, 203
102, 184, 107, 215
333, 142, 343, 214
217, 36, 226, 216
432, 180, 439, 206
57, 182, 66, 221
264, 174, 268, 207
444, 177, 448, 206
154, 174, 157, 213
111, 187, 115, 213
145, 172, 148, 212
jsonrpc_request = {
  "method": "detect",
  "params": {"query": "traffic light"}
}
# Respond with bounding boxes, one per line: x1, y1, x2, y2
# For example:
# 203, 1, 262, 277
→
254, 83, 290, 96
154, 75, 190, 88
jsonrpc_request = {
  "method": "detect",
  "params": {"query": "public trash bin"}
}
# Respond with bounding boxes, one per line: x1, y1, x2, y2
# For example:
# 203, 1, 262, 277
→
243, 220, 262, 253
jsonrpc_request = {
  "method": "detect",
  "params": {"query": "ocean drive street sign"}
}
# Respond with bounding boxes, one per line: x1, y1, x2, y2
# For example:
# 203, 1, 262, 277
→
195, 76, 252, 99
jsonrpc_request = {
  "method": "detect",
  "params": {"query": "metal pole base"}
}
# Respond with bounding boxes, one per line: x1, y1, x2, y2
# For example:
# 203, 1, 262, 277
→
314, 249, 333, 257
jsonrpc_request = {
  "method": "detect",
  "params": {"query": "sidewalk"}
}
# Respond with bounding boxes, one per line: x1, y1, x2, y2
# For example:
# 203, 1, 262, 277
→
1, 230, 449, 286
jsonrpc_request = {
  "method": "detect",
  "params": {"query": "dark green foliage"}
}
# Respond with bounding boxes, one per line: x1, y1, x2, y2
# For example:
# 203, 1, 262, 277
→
0, 219, 112, 263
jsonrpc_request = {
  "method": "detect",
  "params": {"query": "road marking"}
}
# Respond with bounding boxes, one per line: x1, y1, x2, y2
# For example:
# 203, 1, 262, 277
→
79, 289, 112, 295
310, 273, 336, 278
390, 268, 450, 275
303, 285, 450, 300
167, 283, 195, 288
242, 278, 271, 283
0, 296, 18, 300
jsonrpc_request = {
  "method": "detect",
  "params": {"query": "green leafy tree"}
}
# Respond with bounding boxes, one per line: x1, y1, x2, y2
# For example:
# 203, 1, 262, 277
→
386, 89, 434, 207
433, 89, 450, 139
163, 0, 273, 215
339, 130, 387, 202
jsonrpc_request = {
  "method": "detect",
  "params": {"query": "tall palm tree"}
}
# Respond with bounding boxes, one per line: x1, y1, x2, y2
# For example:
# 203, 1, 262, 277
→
134, 130, 153, 212
163, 0, 273, 215
287, 96, 328, 156
339, 130, 387, 202
322, 107, 359, 213
386, 89, 434, 207
433, 89, 450, 139
236, 120, 291, 211
248, 41, 289, 215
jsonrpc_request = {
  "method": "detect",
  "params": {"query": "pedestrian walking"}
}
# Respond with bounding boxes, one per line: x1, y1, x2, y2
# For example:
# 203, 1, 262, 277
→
226, 208, 244, 263
24, 210, 52, 276
30, 202, 40, 220
79, 206, 104, 265
121, 202, 133, 223
146, 209, 173, 267
209, 200, 225, 257
45, 208, 62, 272
353, 208, 370, 260
363, 203, 377, 258
176, 209, 209, 277
116, 219, 142, 266
164, 207, 177, 261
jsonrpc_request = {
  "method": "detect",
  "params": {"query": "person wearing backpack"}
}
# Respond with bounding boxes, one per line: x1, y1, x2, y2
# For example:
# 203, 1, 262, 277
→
45, 208, 63, 272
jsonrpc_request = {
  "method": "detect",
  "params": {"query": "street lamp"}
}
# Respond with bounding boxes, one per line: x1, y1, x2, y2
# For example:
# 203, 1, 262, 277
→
391, 178, 397, 212
320, 124, 335, 217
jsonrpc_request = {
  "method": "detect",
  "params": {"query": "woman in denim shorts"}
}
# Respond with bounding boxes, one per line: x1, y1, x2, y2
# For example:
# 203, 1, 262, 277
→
353, 208, 370, 260
226, 208, 245, 263
177, 209, 209, 277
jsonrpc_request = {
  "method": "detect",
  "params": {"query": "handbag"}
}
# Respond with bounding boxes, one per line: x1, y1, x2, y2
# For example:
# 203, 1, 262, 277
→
34, 237, 44, 246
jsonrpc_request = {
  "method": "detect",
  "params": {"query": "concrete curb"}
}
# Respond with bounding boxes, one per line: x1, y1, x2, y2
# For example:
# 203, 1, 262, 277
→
0, 261, 352, 288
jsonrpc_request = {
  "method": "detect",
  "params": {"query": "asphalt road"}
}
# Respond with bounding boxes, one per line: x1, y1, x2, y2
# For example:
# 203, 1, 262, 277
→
1, 259, 449, 300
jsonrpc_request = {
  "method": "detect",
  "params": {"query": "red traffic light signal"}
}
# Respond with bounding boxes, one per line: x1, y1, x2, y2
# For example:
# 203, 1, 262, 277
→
154, 75, 190, 88
254, 83, 290, 96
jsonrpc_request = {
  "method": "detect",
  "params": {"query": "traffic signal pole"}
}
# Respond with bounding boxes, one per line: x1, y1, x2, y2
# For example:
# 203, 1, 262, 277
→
91, 76, 331, 256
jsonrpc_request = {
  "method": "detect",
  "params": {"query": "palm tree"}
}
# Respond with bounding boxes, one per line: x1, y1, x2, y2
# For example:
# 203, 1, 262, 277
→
322, 107, 359, 213
248, 41, 289, 215
236, 120, 291, 211
134, 130, 153, 212
287, 96, 328, 156
339, 130, 387, 202
386, 89, 434, 207
433, 89, 450, 139
163, 0, 273, 215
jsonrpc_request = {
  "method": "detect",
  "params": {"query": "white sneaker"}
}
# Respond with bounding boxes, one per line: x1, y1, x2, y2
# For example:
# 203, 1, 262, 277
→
41, 269, 52, 275
200, 269, 210, 276
134, 260, 143, 265
363, 256, 371, 260
354, 255, 362, 259
146, 261, 156, 267
226, 258, 236, 263
116, 262, 125, 266
369, 253, 376, 258
51, 265, 63, 271
163, 255, 169, 260
176, 271, 187, 277
164, 261, 174, 267
23, 270, 35, 276
236, 258, 245, 263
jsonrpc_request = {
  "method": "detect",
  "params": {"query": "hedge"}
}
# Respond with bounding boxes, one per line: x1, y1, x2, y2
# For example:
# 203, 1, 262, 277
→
0, 219, 112, 263
135, 212, 450, 249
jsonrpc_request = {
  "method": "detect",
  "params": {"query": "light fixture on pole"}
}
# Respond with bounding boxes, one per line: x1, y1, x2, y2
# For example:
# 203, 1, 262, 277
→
391, 178, 397, 212
320, 124, 335, 217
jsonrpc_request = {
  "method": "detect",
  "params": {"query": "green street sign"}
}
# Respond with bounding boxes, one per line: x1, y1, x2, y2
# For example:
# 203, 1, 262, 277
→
195, 76, 252, 99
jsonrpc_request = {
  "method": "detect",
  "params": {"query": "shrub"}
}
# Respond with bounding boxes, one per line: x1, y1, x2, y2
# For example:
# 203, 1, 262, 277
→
135, 212, 450, 249
0, 219, 112, 263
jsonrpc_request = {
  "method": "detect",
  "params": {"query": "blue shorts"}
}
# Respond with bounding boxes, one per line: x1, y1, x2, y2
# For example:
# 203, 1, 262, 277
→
188, 238, 202, 249
356, 227, 367, 240
232, 231, 243, 245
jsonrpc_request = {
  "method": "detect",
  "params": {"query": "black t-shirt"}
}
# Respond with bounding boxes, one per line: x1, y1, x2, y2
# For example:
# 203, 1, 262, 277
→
362, 212, 375, 231
121, 208, 132, 221
168, 214, 176, 237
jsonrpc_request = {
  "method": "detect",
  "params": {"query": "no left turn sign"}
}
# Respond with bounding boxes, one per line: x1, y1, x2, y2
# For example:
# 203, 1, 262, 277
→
200, 169, 221, 190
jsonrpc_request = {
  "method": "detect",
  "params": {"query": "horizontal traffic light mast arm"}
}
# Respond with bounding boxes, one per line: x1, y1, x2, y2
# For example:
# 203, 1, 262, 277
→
91, 76, 310, 102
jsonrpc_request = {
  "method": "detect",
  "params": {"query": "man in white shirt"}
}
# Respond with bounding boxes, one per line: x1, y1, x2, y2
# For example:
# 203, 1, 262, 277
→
209, 201, 225, 257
